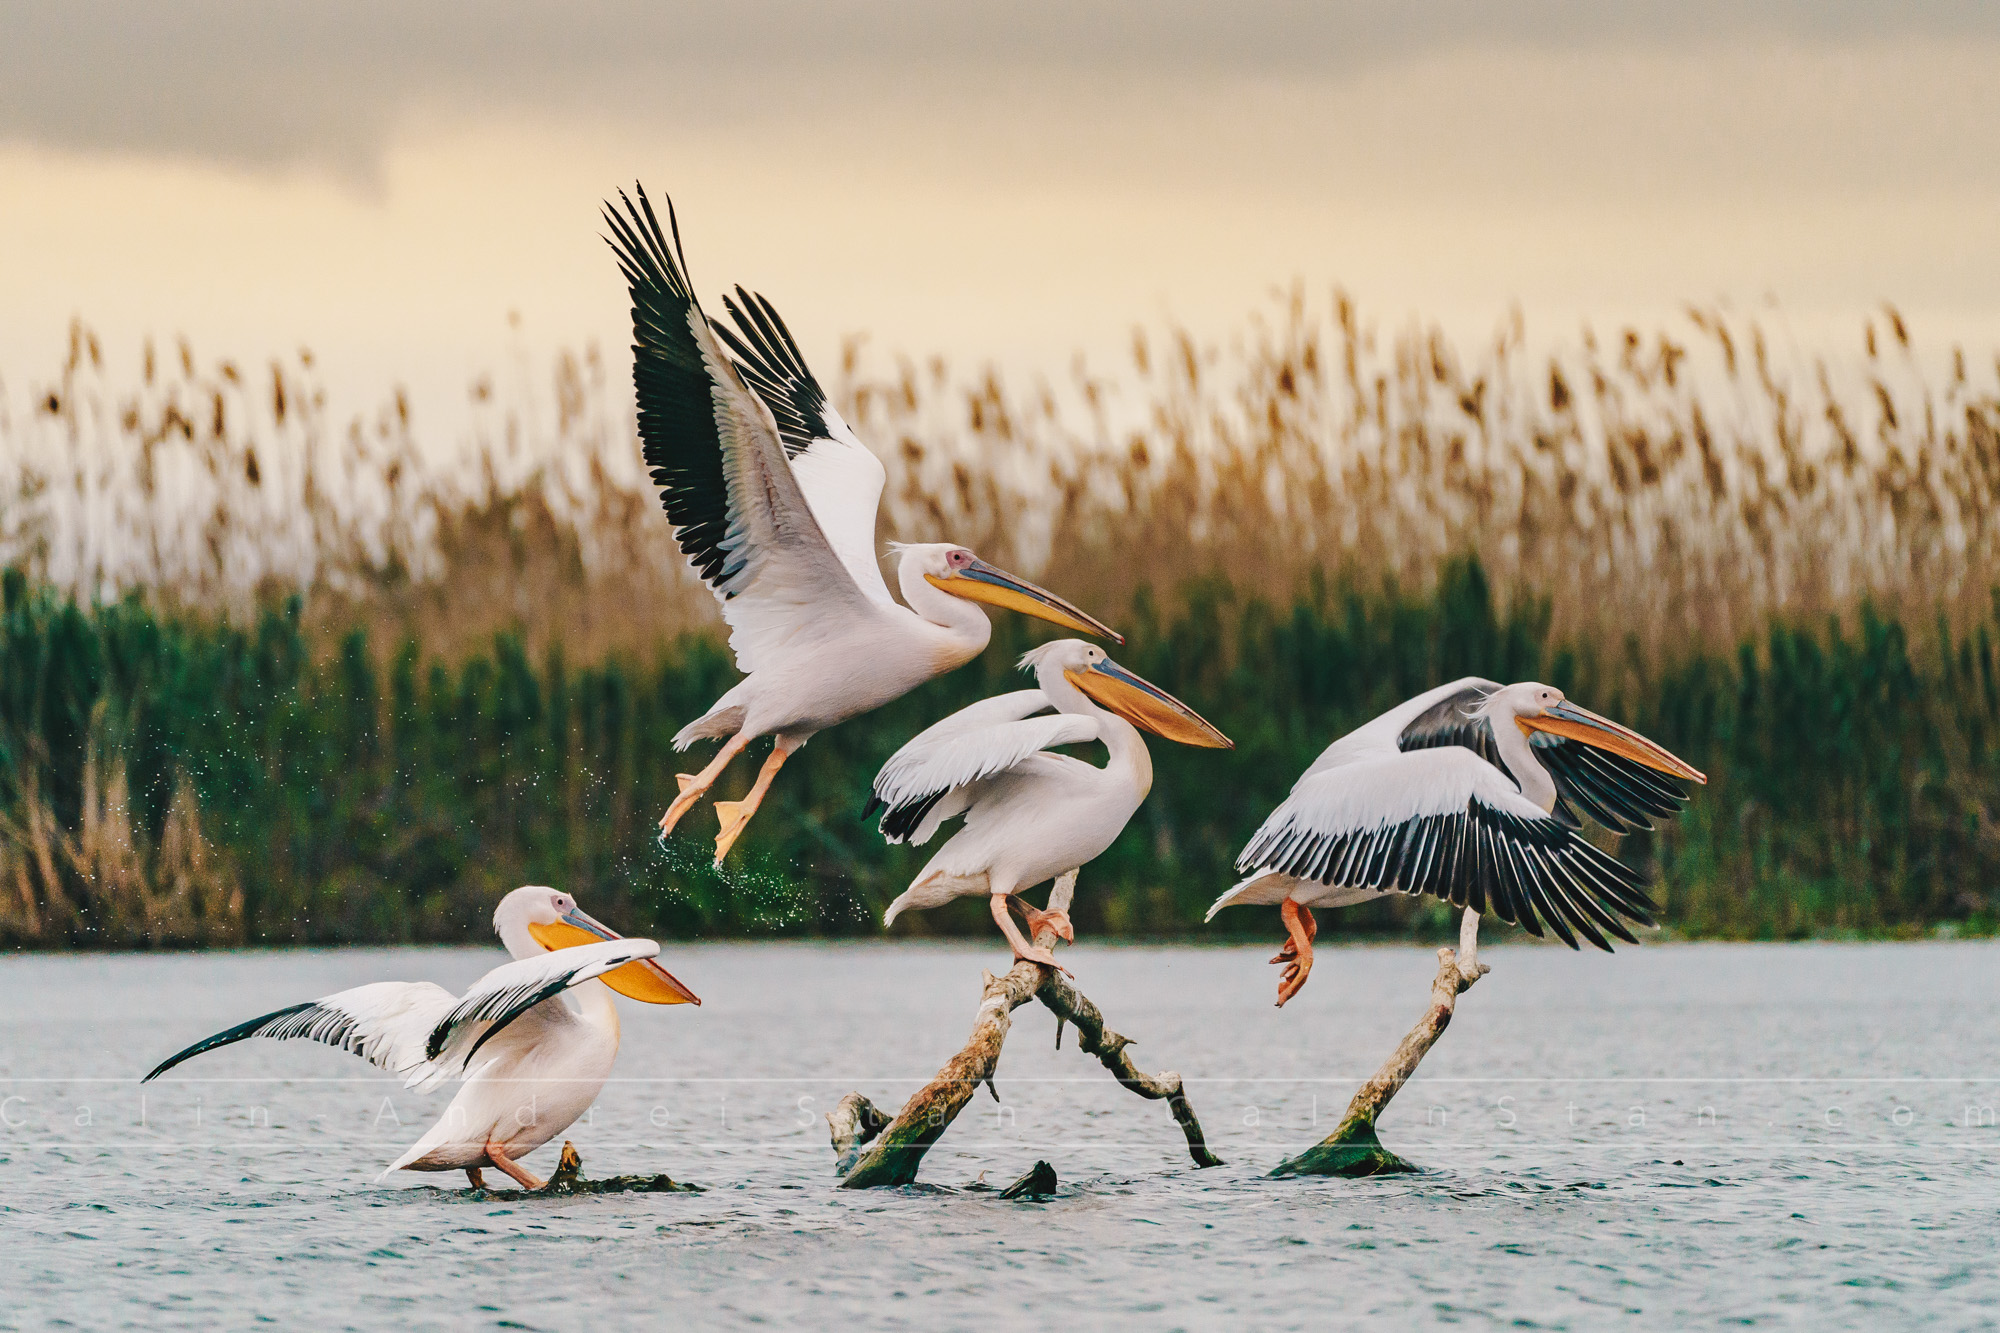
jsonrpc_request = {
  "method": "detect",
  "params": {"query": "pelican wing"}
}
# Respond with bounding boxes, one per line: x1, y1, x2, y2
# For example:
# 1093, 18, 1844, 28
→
143, 980, 459, 1084
1392, 678, 1688, 832
1391, 675, 1583, 825
882, 690, 1054, 757
1217, 747, 1657, 952
717, 288, 893, 606
1302, 675, 1501, 777
1395, 678, 1505, 768
420, 938, 662, 1080
1528, 731, 1692, 834
143, 940, 662, 1090
606, 188, 875, 673
868, 692, 1100, 844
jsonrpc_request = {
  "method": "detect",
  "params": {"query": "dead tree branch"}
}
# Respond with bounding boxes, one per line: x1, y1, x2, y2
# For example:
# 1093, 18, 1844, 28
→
1271, 944, 1485, 1178
831, 870, 1221, 1188
1036, 970, 1222, 1168
826, 1093, 894, 1176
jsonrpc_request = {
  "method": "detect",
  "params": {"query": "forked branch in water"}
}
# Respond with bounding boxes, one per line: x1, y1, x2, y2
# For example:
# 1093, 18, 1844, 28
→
828, 870, 1220, 1188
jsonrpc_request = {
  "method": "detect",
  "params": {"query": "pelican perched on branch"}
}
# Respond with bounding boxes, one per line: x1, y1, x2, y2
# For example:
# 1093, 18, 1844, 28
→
870, 639, 1232, 966
604, 186, 1120, 865
1207, 679, 1705, 1005
143, 887, 698, 1189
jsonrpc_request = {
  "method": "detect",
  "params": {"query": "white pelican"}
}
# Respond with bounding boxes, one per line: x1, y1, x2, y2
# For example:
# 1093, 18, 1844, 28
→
1207, 679, 1705, 1005
604, 186, 1120, 865
143, 886, 698, 1189
869, 639, 1233, 966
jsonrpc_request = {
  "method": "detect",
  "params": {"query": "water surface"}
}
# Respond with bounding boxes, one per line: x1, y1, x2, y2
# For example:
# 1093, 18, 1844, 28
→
5, 941, 1996, 1328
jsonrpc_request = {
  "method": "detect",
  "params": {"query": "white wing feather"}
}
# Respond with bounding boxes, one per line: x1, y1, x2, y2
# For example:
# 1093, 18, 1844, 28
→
607, 195, 877, 677
789, 408, 893, 606
417, 939, 661, 1088
1302, 675, 1500, 776
144, 940, 661, 1093
142, 981, 458, 1084
1264, 748, 1545, 840
692, 320, 879, 675
881, 690, 1052, 762
1207, 749, 1546, 920
873, 697, 1098, 815
714, 286, 895, 607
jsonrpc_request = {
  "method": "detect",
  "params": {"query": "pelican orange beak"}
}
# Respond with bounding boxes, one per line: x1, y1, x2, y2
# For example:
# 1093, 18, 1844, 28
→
528, 906, 701, 1005
1518, 701, 1706, 783
927, 558, 1123, 643
1065, 658, 1233, 749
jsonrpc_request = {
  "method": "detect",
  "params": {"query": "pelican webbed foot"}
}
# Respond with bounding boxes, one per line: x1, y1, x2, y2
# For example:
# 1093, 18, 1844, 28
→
484, 1139, 545, 1192
659, 774, 702, 837
1010, 941, 1069, 972
1273, 900, 1317, 1007
661, 735, 754, 838
712, 743, 795, 866
990, 894, 1072, 976
711, 801, 750, 865
1011, 896, 1075, 946
661, 773, 714, 838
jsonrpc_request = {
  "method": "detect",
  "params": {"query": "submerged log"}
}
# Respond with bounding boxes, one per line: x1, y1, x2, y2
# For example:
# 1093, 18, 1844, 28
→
1270, 943, 1487, 1178
832, 870, 1220, 1188
471, 1141, 701, 1198
826, 1092, 895, 1176
998, 1160, 1059, 1199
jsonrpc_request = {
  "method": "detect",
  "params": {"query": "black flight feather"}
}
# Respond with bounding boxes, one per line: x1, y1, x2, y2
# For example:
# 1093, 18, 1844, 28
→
143, 1002, 321, 1082
603, 185, 745, 597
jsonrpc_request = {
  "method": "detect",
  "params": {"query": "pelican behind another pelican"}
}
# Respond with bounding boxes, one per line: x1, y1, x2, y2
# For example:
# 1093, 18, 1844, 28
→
869, 639, 1232, 967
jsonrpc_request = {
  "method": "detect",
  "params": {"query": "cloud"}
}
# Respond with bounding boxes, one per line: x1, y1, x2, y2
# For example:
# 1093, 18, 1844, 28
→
5, 1, 1997, 172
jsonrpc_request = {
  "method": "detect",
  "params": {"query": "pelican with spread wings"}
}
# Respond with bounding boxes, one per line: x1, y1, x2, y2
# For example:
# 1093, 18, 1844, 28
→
1207, 679, 1704, 1005
870, 639, 1232, 966
605, 186, 1120, 865
144, 886, 699, 1189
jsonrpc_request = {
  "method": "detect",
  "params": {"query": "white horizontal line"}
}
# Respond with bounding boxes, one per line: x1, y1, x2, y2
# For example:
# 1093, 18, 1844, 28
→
15, 1072, 2000, 1080
3, 1136, 1984, 1144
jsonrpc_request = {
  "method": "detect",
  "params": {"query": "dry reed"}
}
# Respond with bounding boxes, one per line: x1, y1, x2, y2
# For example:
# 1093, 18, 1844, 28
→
6, 293, 1996, 658
2, 291, 1997, 946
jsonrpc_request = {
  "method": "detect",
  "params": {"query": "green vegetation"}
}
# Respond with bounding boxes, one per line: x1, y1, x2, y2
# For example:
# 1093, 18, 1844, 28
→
4, 556, 1995, 948
5, 295, 1998, 946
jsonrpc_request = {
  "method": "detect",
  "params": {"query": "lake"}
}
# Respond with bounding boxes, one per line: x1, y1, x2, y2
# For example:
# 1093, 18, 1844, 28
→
4, 940, 1996, 1328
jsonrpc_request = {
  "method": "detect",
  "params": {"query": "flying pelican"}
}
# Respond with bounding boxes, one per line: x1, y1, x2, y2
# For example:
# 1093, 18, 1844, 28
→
869, 639, 1233, 966
604, 186, 1120, 865
143, 886, 698, 1190
1206, 679, 1705, 1005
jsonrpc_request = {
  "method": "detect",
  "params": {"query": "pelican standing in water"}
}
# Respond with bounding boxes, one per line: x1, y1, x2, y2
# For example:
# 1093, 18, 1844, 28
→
1207, 679, 1704, 1005
605, 187, 1120, 865
870, 640, 1232, 965
143, 887, 699, 1189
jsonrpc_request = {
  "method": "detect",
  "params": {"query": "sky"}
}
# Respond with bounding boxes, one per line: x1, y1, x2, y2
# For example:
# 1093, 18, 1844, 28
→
4, 2, 1998, 444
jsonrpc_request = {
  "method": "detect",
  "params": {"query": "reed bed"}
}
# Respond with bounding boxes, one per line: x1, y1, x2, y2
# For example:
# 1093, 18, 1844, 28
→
2, 293, 1996, 947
